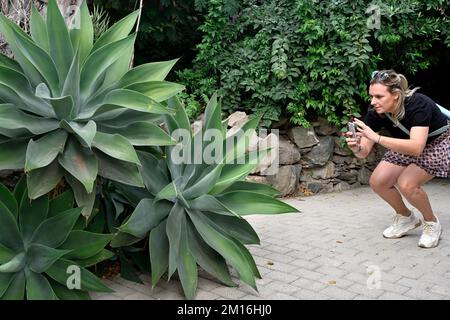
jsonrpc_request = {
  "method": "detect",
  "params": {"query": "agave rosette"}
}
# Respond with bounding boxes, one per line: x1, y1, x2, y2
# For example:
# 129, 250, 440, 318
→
0, 0, 181, 216
111, 94, 299, 299
0, 179, 113, 300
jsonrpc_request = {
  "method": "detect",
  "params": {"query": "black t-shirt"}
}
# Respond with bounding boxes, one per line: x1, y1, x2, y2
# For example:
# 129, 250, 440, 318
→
364, 92, 448, 143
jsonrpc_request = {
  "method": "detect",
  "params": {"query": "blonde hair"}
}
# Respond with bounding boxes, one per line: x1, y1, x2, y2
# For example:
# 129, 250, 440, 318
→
370, 69, 419, 124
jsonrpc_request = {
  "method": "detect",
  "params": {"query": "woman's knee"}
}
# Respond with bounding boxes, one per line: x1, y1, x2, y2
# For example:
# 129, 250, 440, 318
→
397, 177, 419, 197
369, 172, 393, 192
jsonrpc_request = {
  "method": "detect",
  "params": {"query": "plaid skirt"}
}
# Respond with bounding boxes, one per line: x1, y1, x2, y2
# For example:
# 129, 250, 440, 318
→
382, 121, 450, 178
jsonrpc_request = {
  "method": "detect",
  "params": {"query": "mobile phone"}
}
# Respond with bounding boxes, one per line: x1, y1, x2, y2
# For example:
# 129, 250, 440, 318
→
347, 122, 357, 137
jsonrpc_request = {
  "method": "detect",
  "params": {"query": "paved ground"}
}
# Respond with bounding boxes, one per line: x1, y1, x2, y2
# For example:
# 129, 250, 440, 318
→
92, 179, 450, 300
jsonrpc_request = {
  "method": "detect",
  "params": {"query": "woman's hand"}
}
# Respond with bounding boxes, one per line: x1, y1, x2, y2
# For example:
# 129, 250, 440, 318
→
345, 129, 362, 153
353, 118, 379, 143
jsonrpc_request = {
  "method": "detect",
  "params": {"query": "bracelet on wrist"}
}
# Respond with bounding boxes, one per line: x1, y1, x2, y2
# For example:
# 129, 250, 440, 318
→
377, 135, 382, 144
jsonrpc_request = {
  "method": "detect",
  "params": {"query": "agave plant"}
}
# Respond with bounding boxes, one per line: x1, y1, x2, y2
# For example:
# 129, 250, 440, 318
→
0, 0, 181, 216
111, 94, 299, 299
0, 179, 113, 300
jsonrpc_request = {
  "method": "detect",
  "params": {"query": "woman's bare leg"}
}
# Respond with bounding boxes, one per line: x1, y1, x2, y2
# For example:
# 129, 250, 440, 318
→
369, 161, 409, 215
397, 164, 435, 222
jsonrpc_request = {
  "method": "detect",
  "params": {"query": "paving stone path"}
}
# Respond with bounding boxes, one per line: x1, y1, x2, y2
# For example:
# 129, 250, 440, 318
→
93, 179, 450, 300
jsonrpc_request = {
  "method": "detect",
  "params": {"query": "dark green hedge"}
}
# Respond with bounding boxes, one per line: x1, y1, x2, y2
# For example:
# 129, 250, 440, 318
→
177, 0, 450, 127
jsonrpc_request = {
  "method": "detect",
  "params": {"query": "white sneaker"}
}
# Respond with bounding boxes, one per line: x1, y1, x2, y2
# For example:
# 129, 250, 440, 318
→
418, 218, 442, 248
383, 210, 422, 239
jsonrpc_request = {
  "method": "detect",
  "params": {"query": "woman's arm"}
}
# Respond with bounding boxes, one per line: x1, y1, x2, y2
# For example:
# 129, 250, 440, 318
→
353, 118, 429, 156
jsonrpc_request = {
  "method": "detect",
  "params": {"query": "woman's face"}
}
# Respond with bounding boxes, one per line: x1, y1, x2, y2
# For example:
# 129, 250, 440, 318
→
369, 83, 399, 114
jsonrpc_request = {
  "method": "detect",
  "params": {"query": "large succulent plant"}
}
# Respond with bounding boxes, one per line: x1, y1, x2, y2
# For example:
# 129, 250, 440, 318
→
0, 0, 181, 216
0, 179, 113, 300
111, 95, 299, 299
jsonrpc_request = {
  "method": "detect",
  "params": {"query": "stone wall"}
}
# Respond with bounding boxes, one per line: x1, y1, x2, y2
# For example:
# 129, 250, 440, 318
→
244, 116, 386, 197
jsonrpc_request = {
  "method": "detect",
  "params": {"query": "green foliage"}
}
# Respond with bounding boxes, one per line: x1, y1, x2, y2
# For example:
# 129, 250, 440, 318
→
111, 94, 299, 299
179, 0, 449, 127
91, 4, 111, 41
0, 0, 183, 217
0, 178, 113, 300
90, 0, 206, 69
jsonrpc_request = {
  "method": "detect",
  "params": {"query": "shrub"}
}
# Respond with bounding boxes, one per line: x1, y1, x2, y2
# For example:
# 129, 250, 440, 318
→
0, 0, 182, 217
0, 179, 113, 300
110, 95, 299, 299
178, 0, 449, 127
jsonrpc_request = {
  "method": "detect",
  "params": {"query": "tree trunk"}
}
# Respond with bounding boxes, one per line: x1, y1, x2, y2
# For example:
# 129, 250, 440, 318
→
0, 0, 46, 56
0, 0, 79, 56
56, 0, 81, 26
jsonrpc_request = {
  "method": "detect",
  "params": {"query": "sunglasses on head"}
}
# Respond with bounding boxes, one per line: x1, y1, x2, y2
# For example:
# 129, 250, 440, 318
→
371, 71, 390, 81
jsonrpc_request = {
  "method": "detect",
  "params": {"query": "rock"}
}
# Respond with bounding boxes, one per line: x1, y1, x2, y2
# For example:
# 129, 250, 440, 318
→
358, 167, 372, 185
247, 131, 260, 152
266, 165, 300, 196
288, 127, 319, 149
314, 117, 338, 136
299, 147, 313, 155
309, 161, 337, 179
318, 183, 335, 194
191, 120, 203, 135
302, 136, 335, 167
271, 116, 289, 129
299, 169, 313, 182
245, 175, 269, 185
350, 181, 362, 189
332, 155, 353, 165
301, 180, 332, 194
333, 181, 351, 192
226, 111, 248, 128
304, 182, 323, 194
338, 169, 359, 182
334, 137, 352, 156
278, 136, 301, 165
252, 133, 279, 175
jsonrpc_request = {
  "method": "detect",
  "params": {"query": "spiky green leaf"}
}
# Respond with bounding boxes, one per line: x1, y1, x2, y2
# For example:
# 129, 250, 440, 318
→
58, 138, 98, 193
25, 129, 68, 172
31, 208, 82, 248
25, 271, 57, 300
118, 59, 178, 86
30, 5, 49, 52
19, 193, 49, 244
47, 0, 73, 84
58, 231, 113, 260
0, 202, 23, 252
92, 132, 140, 165
0, 183, 17, 218
217, 191, 298, 215
126, 81, 185, 102
27, 159, 64, 200
119, 199, 171, 238
149, 220, 169, 286
27, 244, 71, 273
